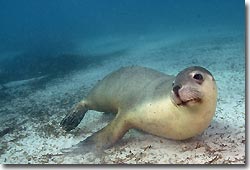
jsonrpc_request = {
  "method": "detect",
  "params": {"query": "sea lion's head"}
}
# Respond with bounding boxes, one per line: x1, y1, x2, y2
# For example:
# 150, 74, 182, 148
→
171, 66, 217, 107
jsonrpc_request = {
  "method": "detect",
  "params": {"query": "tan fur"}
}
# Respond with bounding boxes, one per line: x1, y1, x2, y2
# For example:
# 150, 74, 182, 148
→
60, 66, 217, 153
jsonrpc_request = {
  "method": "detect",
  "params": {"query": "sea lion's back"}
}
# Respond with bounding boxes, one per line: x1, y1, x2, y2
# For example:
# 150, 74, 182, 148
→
86, 66, 173, 112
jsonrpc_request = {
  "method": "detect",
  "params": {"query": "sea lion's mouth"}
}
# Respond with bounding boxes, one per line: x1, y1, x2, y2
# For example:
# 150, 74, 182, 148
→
177, 97, 201, 106
171, 89, 202, 106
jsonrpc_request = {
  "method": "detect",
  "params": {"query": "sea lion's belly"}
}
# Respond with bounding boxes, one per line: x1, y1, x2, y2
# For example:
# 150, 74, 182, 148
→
132, 97, 213, 140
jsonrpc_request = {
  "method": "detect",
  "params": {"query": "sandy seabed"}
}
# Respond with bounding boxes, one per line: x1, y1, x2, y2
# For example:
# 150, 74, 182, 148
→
0, 33, 245, 164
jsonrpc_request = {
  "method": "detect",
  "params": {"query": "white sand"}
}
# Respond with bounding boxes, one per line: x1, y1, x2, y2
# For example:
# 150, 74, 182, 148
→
0, 33, 245, 164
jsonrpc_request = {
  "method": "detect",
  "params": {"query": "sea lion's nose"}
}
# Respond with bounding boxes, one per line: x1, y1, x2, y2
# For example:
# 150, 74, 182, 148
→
173, 85, 181, 97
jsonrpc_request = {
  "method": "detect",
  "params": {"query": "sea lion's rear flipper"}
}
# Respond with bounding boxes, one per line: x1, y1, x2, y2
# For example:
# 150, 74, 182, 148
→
60, 100, 88, 131
61, 113, 131, 155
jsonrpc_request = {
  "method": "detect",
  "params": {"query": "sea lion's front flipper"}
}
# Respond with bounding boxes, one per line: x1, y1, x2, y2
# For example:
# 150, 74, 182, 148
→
60, 100, 88, 131
61, 113, 131, 155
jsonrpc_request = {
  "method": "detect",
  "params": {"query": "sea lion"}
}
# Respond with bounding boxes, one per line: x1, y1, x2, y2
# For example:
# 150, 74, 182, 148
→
60, 66, 217, 154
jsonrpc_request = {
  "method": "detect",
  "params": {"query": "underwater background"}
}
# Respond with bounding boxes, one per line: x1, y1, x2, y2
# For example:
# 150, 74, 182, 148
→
0, 0, 245, 164
0, 0, 244, 83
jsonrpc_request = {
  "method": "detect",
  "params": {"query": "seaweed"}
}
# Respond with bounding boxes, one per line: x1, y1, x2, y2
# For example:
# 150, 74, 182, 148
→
0, 53, 91, 83
0, 127, 14, 138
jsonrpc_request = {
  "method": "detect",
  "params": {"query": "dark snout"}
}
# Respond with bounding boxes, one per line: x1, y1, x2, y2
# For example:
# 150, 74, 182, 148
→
173, 85, 181, 97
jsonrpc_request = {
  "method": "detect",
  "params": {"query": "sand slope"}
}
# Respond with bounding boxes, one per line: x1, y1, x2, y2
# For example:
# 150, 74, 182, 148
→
0, 33, 245, 164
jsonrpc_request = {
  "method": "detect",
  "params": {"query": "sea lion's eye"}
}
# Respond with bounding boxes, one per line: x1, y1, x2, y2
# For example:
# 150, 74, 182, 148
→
172, 81, 175, 87
193, 73, 203, 81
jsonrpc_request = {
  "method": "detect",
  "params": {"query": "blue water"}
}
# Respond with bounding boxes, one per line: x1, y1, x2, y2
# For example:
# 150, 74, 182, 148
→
0, 0, 244, 52
0, 0, 245, 83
